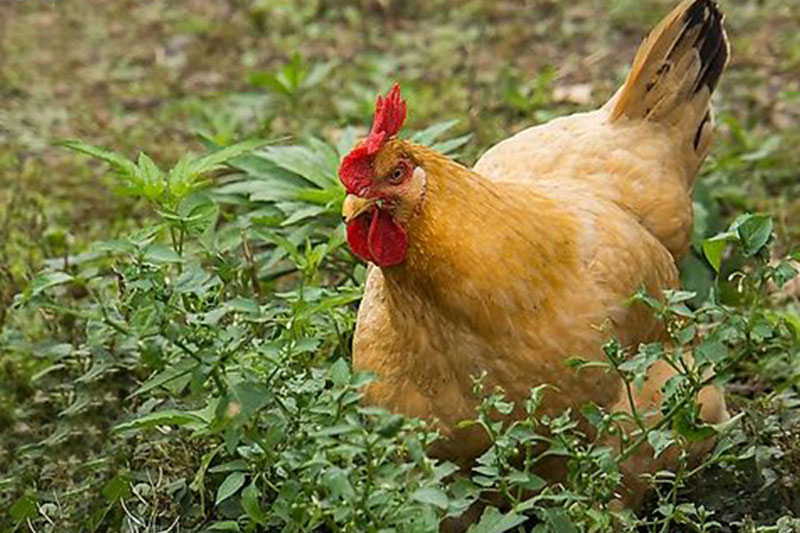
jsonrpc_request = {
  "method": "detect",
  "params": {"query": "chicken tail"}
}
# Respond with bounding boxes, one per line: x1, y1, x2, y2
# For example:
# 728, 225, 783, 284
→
608, 0, 729, 157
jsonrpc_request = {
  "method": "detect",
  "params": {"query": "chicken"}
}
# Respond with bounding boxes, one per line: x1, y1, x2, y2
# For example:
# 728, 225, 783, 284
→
339, 0, 730, 508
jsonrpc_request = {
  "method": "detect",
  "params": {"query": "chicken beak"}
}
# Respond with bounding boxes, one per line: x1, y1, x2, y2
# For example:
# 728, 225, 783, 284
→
342, 195, 376, 223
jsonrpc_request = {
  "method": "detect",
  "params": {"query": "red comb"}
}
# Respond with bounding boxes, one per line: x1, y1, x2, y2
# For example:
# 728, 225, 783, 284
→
369, 84, 407, 141
339, 84, 407, 194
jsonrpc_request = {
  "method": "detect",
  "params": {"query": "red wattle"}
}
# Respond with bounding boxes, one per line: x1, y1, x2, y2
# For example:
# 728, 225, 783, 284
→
346, 213, 374, 263
367, 208, 408, 267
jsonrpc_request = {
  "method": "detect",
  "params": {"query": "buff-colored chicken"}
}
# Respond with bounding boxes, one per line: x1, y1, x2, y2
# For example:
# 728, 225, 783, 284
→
339, 0, 730, 511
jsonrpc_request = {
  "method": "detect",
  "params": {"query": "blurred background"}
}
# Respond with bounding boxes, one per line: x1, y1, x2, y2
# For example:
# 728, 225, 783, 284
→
1, 0, 800, 530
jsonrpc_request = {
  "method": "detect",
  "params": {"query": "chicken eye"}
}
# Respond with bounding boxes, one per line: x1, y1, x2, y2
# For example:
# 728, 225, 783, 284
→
389, 164, 407, 184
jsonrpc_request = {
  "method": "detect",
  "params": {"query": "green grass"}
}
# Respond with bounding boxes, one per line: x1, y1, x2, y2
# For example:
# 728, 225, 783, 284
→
1, 0, 800, 531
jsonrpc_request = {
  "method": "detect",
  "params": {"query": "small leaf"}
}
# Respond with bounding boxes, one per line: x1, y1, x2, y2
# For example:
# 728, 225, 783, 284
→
505, 471, 546, 492
280, 204, 327, 226
216, 471, 247, 505
209, 460, 248, 474
377, 414, 405, 438
258, 144, 337, 189
143, 244, 184, 264
329, 358, 351, 386
695, 340, 728, 366
432, 134, 472, 156
207, 522, 241, 532
241, 482, 268, 526
59, 140, 139, 177
111, 410, 205, 435
412, 487, 449, 510
674, 410, 716, 442
26, 271, 73, 298
250, 71, 293, 97
137, 152, 163, 187
9, 494, 37, 523
92, 239, 138, 255
229, 381, 271, 419
677, 325, 696, 345
322, 467, 355, 500
410, 119, 460, 146
648, 429, 675, 459
189, 138, 272, 176
468, 506, 527, 533
130, 359, 197, 397
773, 261, 798, 288
102, 473, 132, 502
538, 508, 578, 533
702, 238, 727, 273
736, 214, 772, 257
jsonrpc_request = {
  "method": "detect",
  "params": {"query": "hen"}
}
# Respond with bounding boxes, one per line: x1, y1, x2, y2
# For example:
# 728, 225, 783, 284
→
339, 0, 730, 507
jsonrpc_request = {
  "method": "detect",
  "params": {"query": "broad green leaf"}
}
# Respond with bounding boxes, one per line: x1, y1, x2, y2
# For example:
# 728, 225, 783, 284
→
702, 237, 727, 273
130, 359, 197, 397
216, 471, 246, 505
229, 153, 306, 184
412, 487, 449, 510
618, 342, 663, 390
695, 340, 728, 366
294, 186, 342, 205
207, 522, 241, 532
468, 506, 527, 533
218, 178, 301, 203
241, 482, 268, 526
648, 429, 675, 458
432, 134, 472, 156
257, 144, 337, 189
102, 473, 132, 501
92, 239, 138, 255
539, 508, 578, 533
227, 297, 261, 315
376, 414, 405, 438
59, 140, 138, 177
506, 471, 546, 492
26, 271, 73, 298
322, 467, 355, 500
209, 460, 248, 473
143, 243, 184, 264
190, 445, 221, 494
229, 381, 271, 419
737, 214, 772, 257
773, 261, 798, 288
9, 494, 37, 523
250, 71, 293, 97
674, 410, 716, 442
280, 204, 327, 226
410, 119, 460, 146
111, 410, 205, 435
137, 151, 163, 189
189, 138, 272, 176
329, 358, 351, 386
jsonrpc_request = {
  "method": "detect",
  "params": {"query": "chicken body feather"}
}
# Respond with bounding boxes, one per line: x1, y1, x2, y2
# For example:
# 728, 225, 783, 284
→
355, 143, 682, 461
346, 0, 730, 511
